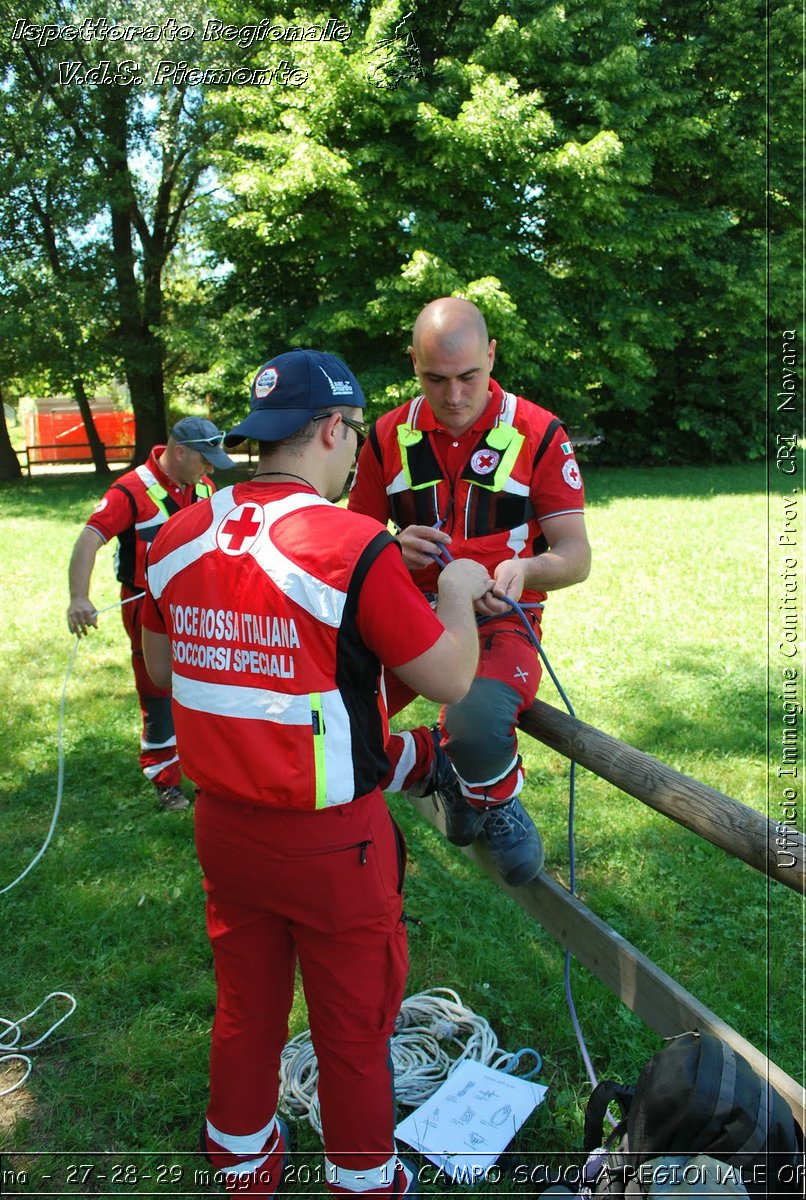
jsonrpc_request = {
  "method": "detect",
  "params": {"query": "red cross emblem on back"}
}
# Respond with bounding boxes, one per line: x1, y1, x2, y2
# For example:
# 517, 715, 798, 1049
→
217, 503, 264, 554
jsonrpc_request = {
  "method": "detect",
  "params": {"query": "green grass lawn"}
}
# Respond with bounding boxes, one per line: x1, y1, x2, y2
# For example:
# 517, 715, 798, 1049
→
0, 462, 800, 1195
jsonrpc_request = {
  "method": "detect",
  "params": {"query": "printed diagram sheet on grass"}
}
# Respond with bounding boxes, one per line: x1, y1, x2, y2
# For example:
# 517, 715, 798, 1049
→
395, 1060, 547, 1182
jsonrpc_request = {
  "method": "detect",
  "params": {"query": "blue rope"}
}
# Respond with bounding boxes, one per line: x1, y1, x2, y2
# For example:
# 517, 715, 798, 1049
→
500, 1046, 543, 1081
495, 594, 601, 1093
431, 539, 603, 1093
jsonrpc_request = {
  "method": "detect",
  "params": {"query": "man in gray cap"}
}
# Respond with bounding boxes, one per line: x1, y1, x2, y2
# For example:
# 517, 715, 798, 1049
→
142, 348, 493, 1196
67, 416, 235, 810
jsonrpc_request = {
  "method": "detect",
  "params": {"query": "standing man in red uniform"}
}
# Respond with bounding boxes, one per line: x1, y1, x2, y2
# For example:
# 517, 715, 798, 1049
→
348, 298, 591, 886
66, 417, 235, 811
141, 348, 493, 1197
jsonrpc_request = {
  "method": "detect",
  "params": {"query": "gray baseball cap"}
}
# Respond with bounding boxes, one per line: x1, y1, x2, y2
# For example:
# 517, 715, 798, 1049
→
171, 417, 236, 470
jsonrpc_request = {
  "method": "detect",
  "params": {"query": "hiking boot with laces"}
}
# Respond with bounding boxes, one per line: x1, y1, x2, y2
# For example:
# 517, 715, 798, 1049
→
482, 798, 544, 886
414, 726, 485, 846
156, 784, 189, 811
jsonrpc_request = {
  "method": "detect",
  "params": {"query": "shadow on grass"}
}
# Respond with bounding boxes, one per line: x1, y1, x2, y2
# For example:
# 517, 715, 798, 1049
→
0, 463, 257, 520
0, 655, 135, 780
0, 470, 130, 519
0, 699, 201, 898
606, 644, 767, 765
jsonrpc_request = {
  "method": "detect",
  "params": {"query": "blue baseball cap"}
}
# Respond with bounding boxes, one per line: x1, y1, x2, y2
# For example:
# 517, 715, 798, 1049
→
170, 417, 235, 469
224, 349, 365, 446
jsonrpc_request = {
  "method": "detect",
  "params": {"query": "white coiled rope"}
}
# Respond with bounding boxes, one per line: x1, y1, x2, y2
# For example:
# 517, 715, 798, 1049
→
0, 992, 78, 1097
279, 987, 541, 1140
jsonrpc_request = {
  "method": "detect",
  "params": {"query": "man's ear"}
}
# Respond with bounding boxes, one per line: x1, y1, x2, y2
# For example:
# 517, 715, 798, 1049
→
319, 412, 342, 447
408, 345, 417, 374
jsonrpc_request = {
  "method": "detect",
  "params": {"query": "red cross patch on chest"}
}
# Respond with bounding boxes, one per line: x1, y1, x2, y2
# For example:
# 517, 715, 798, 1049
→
471, 448, 500, 475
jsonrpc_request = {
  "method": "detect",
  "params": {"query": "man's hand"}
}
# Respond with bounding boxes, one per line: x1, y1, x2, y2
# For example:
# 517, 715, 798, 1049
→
397, 524, 452, 571
67, 598, 98, 637
67, 527, 104, 636
472, 558, 526, 617
437, 558, 495, 605
395, 558, 493, 704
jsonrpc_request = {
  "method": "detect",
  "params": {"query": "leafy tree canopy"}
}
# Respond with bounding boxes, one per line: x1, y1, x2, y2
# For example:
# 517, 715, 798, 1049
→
196, 0, 782, 463
1, 0, 795, 467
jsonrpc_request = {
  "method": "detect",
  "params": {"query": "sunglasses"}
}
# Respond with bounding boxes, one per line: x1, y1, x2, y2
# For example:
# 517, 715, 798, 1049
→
179, 434, 226, 448
313, 412, 370, 443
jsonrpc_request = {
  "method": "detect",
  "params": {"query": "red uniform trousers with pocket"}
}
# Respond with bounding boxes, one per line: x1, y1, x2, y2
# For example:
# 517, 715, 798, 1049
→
381, 610, 543, 804
195, 785, 409, 1194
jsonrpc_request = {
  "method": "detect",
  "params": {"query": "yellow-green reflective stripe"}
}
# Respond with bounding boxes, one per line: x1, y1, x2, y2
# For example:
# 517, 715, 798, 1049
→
491, 425, 524, 488
146, 482, 170, 518
398, 423, 422, 448
397, 423, 442, 490
397, 424, 420, 488
475, 423, 525, 492
195, 482, 213, 499
310, 694, 327, 809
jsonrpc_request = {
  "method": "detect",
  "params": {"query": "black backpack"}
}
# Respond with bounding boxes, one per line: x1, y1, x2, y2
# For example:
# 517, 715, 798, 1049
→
576, 1031, 804, 1198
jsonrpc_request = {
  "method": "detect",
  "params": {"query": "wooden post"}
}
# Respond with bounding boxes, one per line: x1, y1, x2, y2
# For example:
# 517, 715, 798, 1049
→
519, 700, 805, 895
407, 793, 806, 1130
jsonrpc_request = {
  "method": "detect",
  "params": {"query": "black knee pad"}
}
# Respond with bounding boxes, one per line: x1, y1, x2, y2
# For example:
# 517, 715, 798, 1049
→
443, 677, 521, 783
143, 694, 175, 746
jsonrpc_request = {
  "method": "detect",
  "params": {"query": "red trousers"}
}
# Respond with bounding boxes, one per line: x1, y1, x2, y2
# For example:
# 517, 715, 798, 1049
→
383, 611, 542, 804
121, 586, 181, 788
195, 787, 409, 1195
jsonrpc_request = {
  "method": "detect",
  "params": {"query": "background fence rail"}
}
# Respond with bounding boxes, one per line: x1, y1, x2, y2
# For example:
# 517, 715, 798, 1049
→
407, 699, 806, 1127
520, 699, 805, 894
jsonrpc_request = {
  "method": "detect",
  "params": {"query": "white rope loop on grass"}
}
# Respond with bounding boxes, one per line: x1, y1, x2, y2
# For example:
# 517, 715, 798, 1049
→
0, 1055, 33, 1096
0, 992, 77, 1097
279, 987, 541, 1140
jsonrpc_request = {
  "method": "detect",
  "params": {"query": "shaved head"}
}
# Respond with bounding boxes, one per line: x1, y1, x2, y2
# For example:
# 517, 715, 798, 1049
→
412, 297, 489, 357
408, 298, 496, 435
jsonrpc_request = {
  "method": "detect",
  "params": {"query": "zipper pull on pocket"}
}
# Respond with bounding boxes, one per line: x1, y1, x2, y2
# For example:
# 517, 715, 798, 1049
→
358, 840, 371, 865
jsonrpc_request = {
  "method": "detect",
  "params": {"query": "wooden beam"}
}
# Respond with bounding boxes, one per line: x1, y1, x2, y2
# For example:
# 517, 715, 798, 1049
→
407, 793, 806, 1130
519, 700, 805, 894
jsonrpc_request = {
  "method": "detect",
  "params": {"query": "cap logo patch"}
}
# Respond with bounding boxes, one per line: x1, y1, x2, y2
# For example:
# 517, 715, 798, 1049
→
471, 449, 500, 475
319, 366, 354, 396
254, 366, 279, 398
562, 459, 582, 490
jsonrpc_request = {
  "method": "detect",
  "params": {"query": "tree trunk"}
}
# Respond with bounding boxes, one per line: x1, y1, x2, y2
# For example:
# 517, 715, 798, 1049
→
72, 376, 111, 477
101, 89, 167, 465
0, 384, 23, 481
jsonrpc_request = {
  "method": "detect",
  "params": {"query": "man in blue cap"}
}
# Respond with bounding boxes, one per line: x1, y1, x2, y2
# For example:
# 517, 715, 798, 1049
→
142, 348, 494, 1196
67, 416, 235, 810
